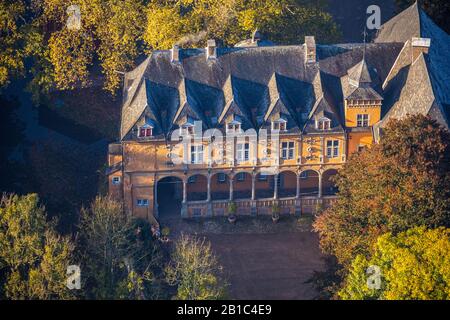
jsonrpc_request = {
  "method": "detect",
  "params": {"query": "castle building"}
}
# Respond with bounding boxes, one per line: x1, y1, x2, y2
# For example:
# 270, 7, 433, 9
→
107, 3, 449, 223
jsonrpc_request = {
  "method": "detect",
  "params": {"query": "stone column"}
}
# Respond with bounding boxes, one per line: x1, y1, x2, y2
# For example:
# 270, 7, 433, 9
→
182, 180, 187, 203
229, 175, 234, 201
251, 174, 256, 200
274, 174, 279, 199
296, 173, 300, 199
154, 180, 158, 218
207, 174, 211, 202
318, 171, 323, 198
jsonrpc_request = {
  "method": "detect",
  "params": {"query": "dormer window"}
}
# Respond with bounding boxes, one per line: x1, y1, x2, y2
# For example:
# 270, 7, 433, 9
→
272, 119, 287, 131
316, 117, 331, 130
227, 123, 241, 132
226, 116, 242, 133
180, 124, 194, 136
138, 125, 153, 138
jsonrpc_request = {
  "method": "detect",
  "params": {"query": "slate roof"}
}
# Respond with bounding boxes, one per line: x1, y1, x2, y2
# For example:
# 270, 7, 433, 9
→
119, 3, 449, 141
376, 1, 450, 127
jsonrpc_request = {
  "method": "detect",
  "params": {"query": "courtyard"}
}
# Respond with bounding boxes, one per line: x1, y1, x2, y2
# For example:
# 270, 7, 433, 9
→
159, 213, 325, 300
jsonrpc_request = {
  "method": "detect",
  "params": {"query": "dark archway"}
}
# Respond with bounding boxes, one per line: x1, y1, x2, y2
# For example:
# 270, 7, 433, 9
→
322, 169, 339, 195
255, 173, 275, 199
210, 172, 230, 200
187, 174, 207, 201
299, 170, 319, 196
233, 172, 252, 200
157, 176, 183, 217
279, 171, 297, 198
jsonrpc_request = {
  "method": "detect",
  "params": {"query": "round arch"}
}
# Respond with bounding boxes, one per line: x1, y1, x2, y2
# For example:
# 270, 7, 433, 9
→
299, 169, 319, 196
210, 172, 230, 200
156, 176, 183, 217
232, 171, 252, 200
186, 174, 208, 201
279, 170, 297, 198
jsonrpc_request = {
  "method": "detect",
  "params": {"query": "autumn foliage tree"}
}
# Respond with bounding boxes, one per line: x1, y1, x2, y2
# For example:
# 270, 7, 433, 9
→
144, 0, 341, 50
339, 226, 450, 300
166, 234, 227, 300
313, 115, 450, 267
1, 0, 341, 95
0, 194, 75, 299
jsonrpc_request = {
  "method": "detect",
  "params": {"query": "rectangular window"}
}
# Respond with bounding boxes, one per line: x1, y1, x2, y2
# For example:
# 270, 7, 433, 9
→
326, 140, 339, 158
357, 114, 369, 127
112, 176, 121, 185
300, 171, 308, 179
138, 127, 152, 137
236, 172, 245, 182
217, 173, 226, 183
281, 142, 295, 159
236, 143, 249, 162
190, 145, 204, 164
136, 199, 149, 207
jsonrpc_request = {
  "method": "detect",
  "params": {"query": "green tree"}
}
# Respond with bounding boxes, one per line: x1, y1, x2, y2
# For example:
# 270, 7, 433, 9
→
313, 115, 450, 267
166, 234, 227, 300
78, 196, 162, 299
339, 226, 450, 300
0, 193, 75, 299
143, 0, 341, 50
395, 0, 450, 34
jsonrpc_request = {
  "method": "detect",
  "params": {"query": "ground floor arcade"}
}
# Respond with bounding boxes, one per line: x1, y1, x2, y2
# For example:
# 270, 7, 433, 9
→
154, 168, 339, 219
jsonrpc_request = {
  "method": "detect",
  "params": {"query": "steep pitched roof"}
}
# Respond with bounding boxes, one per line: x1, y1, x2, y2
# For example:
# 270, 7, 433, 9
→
377, 2, 450, 126
303, 96, 344, 134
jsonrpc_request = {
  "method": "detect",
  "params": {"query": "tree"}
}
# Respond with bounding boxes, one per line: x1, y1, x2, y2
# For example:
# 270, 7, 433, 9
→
77, 196, 162, 299
143, 0, 341, 50
0, 0, 26, 87
339, 226, 450, 300
0, 193, 75, 299
313, 115, 450, 267
395, 0, 450, 34
166, 234, 227, 300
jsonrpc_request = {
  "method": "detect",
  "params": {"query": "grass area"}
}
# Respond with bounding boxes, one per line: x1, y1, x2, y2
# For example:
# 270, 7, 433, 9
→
160, 214, 315, 237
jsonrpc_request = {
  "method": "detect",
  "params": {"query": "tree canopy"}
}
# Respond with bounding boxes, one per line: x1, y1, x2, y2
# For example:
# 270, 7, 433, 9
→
0, 0, 341, 95
166, 234, 227, 300
339, 226, 450, 300
0, 193, 75, 299
313, 115, 450, 267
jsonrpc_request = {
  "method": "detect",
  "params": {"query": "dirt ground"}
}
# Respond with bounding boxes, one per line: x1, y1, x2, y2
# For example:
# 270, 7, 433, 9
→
159, 211, 325, 300
205, 232, 325, 300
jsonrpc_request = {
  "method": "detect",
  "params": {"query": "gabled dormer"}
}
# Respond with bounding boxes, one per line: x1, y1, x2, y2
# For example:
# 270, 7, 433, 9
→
178, 116, 196, 137
271, 114, 288, 132
137, 118, 154, 139
344, 58, 383, 128
263, 73, 300, 132
226, 114, 242, 133
218, 76, 253, 131
303, 96, 343, 134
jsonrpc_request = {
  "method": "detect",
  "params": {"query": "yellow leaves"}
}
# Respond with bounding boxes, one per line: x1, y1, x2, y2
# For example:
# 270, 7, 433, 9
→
340, 227, 450, 300
48, 29, 94, 90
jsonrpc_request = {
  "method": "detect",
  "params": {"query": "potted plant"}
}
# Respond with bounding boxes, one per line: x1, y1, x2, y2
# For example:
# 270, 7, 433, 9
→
271, 202, 280, 223
160, 226, 170, 243
227, 202, 237, 224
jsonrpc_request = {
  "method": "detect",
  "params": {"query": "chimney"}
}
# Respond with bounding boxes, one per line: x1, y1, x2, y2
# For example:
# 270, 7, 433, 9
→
206, 39, 217, 60
304, 36, 316, 64
171, 44, 180, 63
411, 37, 431, 62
